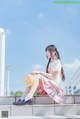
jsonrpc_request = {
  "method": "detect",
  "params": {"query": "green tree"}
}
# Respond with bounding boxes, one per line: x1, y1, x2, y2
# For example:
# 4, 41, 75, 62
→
33, 90, 39, 96
15, 91, 23, 96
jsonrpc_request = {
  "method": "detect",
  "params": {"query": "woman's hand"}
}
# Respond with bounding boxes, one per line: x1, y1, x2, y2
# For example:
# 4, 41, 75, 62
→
31, 71, 41, 75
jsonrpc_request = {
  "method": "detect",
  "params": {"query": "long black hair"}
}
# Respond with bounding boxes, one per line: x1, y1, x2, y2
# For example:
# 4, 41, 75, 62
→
45, 45, 65, 81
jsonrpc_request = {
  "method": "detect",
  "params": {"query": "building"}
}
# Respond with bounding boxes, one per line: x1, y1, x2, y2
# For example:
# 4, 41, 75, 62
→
0, 28, 5, 96
65, 66, 80, 95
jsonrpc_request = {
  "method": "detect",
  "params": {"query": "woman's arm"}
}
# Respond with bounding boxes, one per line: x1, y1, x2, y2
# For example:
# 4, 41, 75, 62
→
40, 71, 59, 79
31, 71, 59, 80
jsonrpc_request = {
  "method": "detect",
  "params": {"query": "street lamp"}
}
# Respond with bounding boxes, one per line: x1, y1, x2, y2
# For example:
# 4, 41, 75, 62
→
6, 64, 11, 96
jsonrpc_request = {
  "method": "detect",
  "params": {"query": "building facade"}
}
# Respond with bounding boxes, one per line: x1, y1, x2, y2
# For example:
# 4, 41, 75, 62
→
65, 66, 80, 95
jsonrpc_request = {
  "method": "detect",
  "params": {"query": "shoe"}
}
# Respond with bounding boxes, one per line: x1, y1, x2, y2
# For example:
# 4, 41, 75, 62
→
15, 99, 33, 105
13, 99, 21, 105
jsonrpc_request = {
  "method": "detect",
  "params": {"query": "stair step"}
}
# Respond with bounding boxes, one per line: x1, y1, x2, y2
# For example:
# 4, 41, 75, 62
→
0, 95, 80, 105
0, 96, 80, 118
7, 115, 80, 119
0, 104, 80, 117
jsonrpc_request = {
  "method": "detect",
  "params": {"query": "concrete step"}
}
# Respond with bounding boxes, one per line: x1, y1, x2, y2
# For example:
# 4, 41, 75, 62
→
7, 115, 80, 119
0, 96, 80, 118
0, 95, 80, 105
0, 104, 80, 117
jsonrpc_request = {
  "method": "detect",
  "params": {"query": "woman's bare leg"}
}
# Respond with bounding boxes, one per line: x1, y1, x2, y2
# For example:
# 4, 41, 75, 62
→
19, 74, 41, 102
24, 74, 41, 101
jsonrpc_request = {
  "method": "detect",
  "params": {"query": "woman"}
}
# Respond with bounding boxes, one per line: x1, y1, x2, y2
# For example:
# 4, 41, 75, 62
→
13, 45, 65, 105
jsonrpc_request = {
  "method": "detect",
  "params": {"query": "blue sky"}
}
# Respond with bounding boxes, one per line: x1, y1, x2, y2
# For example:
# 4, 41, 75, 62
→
0, 0, 80, 93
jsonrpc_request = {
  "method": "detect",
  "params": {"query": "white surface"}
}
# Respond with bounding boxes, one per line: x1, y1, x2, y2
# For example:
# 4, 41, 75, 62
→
0, 28, 5, 96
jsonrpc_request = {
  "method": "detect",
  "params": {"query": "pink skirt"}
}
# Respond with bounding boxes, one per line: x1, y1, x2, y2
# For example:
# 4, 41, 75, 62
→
37, 75, 64, 104
24, 74, 64, 104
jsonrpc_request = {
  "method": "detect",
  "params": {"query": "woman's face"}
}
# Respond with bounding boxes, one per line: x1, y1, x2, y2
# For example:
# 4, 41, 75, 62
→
46, 50, 56, 59
46, 50, 51, 59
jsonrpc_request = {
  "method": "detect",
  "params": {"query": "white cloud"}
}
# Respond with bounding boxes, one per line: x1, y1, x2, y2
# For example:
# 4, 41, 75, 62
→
38, 13, 45, 19
6, 29, 12, 35
32, 64, 43, 71
64, 59, 80, 69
